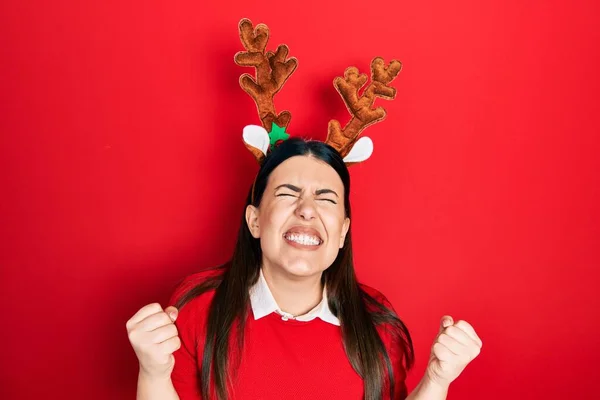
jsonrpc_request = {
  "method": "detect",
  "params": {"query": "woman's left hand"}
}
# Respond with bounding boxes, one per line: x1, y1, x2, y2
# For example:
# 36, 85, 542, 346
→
424, 315, 483, 389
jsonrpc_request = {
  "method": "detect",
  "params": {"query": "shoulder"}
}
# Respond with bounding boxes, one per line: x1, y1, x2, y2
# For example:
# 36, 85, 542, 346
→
168, 266, 225, 315
166, 267, 225, 343
359, 282, 411, 393
358, 282, 397, 311
359, 282, 407, 345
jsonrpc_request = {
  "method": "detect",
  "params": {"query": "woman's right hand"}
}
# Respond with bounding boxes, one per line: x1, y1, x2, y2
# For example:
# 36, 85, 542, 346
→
126, 303, 181, 378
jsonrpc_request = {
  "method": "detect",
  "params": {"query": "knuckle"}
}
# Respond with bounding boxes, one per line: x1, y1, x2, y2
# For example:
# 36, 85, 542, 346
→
146, 313, 169, 329
445, 326, 458, 336
157, 312, 171, 325
432, 342, 446, 356
165, 324, 177, 337
455, 320, 472, 330
146, 330, 159, 343
144, 303, 163, 315
142, 303, 159, 314
127, 329, 138, 343
161, 319, 173, 330
167, 336, 181, 353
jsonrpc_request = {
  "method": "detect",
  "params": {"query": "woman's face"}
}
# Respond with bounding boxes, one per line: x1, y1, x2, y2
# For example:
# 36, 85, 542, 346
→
246, 155, 350, 278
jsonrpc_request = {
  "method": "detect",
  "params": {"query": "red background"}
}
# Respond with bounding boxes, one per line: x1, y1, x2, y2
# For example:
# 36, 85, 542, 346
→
1, 1, 599, 399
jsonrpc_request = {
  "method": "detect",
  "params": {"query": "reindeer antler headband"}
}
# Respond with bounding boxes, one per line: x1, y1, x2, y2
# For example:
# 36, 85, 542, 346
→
235, 18, 402, 165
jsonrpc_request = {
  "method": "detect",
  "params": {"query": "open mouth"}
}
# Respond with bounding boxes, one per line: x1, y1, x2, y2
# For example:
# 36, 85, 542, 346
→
283, 228, 323, 247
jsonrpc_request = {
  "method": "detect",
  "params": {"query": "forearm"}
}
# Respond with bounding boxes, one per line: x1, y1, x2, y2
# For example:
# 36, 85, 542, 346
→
406, 376, 448, 400
136, 370, 180, 400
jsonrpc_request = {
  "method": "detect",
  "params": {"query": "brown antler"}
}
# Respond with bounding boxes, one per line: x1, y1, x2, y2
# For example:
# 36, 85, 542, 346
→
234, 18, 298, 131
325, 57, 402, 158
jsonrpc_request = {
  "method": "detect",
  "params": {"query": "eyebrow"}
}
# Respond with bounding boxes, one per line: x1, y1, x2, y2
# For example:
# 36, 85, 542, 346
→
274, 184, 339, 198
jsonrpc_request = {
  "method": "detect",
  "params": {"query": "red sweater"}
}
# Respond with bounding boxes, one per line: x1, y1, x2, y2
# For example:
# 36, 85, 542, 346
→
169, 270, 408, 399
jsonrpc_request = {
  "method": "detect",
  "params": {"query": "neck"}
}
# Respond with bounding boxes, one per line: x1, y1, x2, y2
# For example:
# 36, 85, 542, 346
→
261, 265, 324, 316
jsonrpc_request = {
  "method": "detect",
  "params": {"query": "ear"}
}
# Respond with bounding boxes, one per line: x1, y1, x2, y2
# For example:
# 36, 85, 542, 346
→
245, 204, 261, 238
339, 217, 351, 248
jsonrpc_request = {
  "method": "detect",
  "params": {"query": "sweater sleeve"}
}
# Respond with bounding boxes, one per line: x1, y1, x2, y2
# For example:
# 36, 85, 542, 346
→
171, 304, 202, 399
362, 285, 410, 400
385, 327, 409, 400
167, 276, 208, 400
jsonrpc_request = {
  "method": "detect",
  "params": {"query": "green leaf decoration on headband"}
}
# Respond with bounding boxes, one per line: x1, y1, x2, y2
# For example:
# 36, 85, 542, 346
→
268, 122, 289, 150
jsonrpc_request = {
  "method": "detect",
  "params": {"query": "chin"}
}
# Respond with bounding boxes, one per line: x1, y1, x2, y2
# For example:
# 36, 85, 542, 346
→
277, 258, 327, 278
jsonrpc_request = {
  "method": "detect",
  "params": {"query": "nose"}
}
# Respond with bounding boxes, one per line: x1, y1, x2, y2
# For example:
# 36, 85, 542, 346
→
295, 197, 317, 220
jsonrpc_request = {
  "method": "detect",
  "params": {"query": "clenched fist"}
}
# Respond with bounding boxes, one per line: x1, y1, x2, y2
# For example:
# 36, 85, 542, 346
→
425, 315, 482, 389
126, 303, 181, 378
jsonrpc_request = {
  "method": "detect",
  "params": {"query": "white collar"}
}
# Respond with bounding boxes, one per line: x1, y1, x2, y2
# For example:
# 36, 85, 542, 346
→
249, 268, 340, 326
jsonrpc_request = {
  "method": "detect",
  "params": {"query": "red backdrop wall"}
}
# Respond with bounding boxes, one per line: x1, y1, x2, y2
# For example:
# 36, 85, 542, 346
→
1, 1, 599, 399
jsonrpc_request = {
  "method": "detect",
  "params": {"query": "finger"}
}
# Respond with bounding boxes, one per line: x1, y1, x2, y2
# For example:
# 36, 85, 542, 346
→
454, 320, 483, 347
432, 341, 455, 362
438, 315, 454, 335
127, 303, 164, 328
159, 335, 182, 355
444, 325, 477, 347
164, 306, 178, 322
150, 323, 179, 344
437, 332, 466, 356
138, 312, 173, 332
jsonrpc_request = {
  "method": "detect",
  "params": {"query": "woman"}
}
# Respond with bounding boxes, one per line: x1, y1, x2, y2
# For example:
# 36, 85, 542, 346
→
127, 18, 481, 400
126, 137, 482, 400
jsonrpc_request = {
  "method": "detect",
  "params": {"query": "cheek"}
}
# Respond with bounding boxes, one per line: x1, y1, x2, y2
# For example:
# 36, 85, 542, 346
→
323, 211, 346, 241
259, 203, 289, 237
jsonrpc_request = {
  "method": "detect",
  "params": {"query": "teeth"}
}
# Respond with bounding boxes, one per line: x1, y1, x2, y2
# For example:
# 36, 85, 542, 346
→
285, 233, 321, 246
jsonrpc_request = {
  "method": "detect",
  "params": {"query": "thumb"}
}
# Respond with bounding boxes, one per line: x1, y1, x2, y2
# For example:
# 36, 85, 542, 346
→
164, 306, 179, 322
439, 315, 454, 332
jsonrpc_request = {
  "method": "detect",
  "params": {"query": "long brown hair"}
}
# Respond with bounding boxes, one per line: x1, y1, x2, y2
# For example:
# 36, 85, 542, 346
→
175, 137, 415, 399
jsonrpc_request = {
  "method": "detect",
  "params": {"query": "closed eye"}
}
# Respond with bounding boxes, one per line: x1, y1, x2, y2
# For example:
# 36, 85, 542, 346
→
318, 198, 337, 204
277, 193, 336, 204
